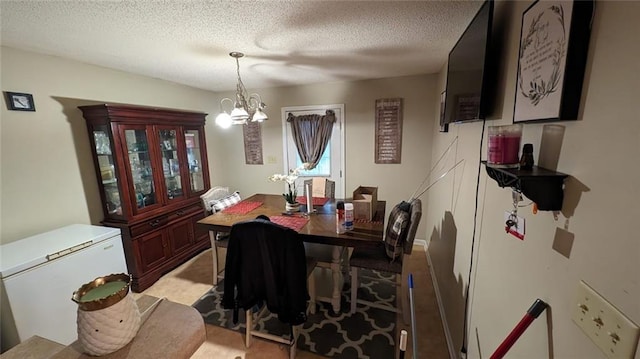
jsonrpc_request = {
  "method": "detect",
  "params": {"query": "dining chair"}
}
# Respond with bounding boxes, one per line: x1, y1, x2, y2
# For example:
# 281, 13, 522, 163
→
302, 177, 345, 310
222, 217, 317, 359
349, 198, 422, 324
199, 186, 231, 285
303, 178, 335, 199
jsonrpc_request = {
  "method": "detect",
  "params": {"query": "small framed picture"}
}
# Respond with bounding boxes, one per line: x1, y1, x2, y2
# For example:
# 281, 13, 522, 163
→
439, 91, 448, 133
4, 92, 36, 112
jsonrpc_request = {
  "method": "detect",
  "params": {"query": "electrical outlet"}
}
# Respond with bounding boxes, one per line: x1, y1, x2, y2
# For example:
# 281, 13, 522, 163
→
572, 280, 640, 358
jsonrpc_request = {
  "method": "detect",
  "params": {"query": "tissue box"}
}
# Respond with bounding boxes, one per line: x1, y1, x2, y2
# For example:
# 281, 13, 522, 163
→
352, 186, 378, 221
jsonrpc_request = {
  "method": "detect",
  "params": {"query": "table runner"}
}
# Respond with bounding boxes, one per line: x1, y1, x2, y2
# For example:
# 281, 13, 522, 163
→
270, 215, 309, 232
295, 196, 330, 206
221, 201, 262, 215
354, 218, 383, 225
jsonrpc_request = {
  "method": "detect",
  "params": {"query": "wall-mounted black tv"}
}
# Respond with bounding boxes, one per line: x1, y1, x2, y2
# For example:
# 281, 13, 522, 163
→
443, 0, 494, 125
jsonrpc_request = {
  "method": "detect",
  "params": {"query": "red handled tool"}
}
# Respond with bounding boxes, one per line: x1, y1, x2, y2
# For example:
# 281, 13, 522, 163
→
490, 299, 548, 359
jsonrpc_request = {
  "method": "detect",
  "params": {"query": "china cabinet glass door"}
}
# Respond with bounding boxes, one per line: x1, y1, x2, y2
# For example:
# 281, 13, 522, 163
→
93, 126, 123, 219
158, 128, 184, 201
124, 128, 157, 211
184, 129, 204, 193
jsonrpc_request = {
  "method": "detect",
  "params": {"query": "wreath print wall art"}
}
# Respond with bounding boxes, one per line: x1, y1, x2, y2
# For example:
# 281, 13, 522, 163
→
513, 0, 594, 123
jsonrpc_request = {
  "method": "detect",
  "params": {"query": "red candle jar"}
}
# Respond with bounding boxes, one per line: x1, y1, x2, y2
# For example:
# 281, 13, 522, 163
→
488, 124, 522, 168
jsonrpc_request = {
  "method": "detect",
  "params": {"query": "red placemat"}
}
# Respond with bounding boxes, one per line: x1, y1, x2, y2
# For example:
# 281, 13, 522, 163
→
222, 201, 263, 215
296, 196, 330, 206
271, 215, 310, 232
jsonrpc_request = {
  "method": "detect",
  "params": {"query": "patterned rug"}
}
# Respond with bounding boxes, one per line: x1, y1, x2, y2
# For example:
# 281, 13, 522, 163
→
192, 270, 396, 359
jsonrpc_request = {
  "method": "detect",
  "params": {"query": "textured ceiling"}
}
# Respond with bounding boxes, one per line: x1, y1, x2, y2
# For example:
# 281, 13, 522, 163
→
0, 1, 483, 92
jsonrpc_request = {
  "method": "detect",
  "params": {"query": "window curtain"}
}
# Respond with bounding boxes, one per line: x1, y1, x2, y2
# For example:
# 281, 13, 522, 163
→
286, 110, 335, 170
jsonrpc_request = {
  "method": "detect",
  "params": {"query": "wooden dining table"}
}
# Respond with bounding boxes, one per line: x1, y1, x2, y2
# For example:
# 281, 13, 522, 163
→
197, 193, 386, 312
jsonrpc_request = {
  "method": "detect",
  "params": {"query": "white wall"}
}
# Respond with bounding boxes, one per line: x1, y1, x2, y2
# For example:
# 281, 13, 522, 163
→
426, 2, 640, 358
0, 47, 226, 243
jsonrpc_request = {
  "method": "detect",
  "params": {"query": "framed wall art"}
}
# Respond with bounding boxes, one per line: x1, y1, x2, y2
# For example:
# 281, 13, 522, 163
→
243, 121, 263, 165
374, 98, 403, 164
513, 0, 594, 123
4, 92, 35, 111
439, 91, 448, 133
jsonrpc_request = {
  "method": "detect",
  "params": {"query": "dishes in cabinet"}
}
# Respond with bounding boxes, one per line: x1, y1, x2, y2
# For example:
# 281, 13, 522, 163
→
105, 186, 121, 215
100, 165, 115, 181
94, 132, 111, 155
185, 133, 195, 148
127, 141, 147, 153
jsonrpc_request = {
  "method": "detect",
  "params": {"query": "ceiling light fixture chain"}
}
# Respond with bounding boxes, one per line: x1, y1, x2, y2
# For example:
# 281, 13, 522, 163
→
233, 52, 247, 111
215, 52, 268, 129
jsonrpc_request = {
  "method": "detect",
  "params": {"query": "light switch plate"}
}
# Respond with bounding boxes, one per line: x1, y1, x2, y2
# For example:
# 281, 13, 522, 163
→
572, 280, 640, 358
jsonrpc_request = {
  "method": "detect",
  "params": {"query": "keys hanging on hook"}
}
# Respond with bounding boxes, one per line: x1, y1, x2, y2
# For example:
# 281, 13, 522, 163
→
505, 219, 515, 233
504, 210, 526, 240
505, 211, 518, 233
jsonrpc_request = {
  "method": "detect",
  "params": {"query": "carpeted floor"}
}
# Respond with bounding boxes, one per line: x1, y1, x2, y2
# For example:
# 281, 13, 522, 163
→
193, 270, 396, 359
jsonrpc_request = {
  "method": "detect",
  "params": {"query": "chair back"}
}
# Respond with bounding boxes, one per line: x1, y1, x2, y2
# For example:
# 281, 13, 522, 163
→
303, 178, 335, 199
200, 186, 230, 214
402, 199, 422, 255
223, 218, 310, 325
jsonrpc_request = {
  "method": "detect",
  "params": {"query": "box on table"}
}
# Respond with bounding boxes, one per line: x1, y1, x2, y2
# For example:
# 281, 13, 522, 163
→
352, 186, 378, 221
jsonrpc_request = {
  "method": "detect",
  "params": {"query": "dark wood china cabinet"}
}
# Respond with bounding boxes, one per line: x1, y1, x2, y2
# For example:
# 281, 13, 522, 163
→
79, 104, 211, 292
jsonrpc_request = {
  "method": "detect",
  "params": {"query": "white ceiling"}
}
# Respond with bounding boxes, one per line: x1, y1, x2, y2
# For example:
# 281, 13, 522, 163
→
0, 1, 483, 92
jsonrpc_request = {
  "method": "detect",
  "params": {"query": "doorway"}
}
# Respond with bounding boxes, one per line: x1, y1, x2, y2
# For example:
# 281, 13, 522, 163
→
281, 104, 345, 198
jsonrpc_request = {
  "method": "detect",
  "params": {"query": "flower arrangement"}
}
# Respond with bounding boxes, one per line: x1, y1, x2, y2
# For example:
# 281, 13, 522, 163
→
268, 163, 310, 204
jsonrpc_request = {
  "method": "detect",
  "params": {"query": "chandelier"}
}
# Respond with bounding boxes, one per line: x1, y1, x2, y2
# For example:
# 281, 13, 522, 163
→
215, 52, 268, 128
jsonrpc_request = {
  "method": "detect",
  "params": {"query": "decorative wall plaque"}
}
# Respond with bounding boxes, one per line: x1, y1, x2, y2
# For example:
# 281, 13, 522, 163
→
514, 0, 594, 122
374, 98, 402, 164
243, 121, 263, 165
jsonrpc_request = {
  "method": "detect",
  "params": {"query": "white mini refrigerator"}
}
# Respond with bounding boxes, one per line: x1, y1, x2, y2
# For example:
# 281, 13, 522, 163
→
0, 224, 128, 352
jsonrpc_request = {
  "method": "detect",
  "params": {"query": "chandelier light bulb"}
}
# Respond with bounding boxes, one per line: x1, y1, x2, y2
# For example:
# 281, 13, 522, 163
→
215, 51, 268, 127
252, 106, 268, 122
215, 112, 232, 129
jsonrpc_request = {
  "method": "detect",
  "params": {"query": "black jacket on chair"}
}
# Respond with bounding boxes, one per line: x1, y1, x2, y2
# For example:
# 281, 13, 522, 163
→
222, 218, 309, 325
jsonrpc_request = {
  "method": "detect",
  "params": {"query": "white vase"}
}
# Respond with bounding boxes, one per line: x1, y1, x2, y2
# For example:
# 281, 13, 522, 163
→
77, 292, 141, 356
285, 202, 300, 212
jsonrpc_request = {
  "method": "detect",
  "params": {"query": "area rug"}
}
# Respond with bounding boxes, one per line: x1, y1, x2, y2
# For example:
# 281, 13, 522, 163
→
192, 269, 396, 359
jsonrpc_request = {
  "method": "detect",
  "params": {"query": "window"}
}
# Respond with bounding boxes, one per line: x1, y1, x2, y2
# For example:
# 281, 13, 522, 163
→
295, 143, 331, 177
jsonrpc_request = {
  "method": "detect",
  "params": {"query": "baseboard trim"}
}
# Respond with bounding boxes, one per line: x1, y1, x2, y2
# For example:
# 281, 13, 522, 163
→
417, 244, 456, 359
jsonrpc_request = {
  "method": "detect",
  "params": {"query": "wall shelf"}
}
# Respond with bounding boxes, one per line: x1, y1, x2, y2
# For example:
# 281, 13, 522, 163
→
481, 161, 569, 211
